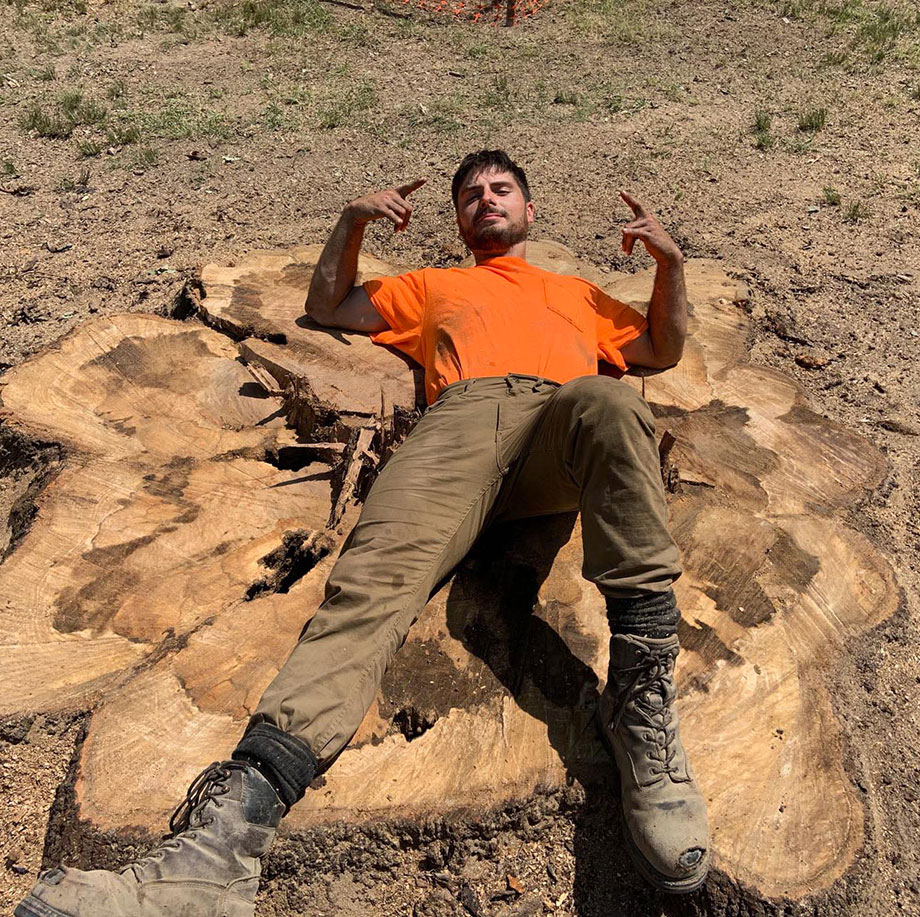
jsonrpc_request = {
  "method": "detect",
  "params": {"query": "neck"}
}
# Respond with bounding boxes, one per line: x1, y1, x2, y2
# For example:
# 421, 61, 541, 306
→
472, 240, 528, 266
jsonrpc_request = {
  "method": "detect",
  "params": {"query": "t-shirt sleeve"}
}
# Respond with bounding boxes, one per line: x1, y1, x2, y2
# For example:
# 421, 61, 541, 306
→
364, 270, 427, 365
590, 285, 648, 373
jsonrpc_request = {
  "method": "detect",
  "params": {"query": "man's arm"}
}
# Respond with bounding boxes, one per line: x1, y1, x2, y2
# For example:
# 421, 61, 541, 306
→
305, 179, 425, 331
617, 191, 688, 370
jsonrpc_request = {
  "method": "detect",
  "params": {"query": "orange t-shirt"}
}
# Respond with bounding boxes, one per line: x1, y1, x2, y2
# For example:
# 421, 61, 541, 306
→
364, 255, 647, 405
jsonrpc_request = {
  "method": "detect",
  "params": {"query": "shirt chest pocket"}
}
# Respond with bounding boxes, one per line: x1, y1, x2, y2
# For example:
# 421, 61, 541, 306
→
543, 278, 592, 334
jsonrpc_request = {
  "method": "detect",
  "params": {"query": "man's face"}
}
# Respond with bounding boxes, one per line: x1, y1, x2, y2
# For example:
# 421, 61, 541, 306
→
455, 167, 535, 254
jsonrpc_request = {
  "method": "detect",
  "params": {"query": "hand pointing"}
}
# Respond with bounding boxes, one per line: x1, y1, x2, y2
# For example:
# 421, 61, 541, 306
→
620, 190, 683, 265
346, 179, 427, 233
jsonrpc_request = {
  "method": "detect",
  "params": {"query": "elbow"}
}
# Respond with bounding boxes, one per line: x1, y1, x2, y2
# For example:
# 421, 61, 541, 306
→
304, 292, 336, 327
649, 342, 684, 370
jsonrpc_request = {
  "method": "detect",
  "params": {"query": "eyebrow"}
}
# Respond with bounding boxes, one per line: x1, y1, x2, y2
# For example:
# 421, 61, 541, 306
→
461, 179, 514, 195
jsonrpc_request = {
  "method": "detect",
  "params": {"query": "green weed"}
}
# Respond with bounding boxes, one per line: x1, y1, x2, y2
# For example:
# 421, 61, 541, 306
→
30, 63, 55, 81
2, 159, 18, 177
107, 79, 127, 101
132, 146, 160, 170
482, 74, 513, 110
77, 137, 104, 157
752, 109, 775, 149
57, 165, 91, 191
553, 89, 578, 105
106, 122, 139, 145
822, 186, 842, 205
797, 106, 827, 132
260, 102, 290, 131
19, 104, 72, 138
843, 199, 870, 222
19, 90, 106, 139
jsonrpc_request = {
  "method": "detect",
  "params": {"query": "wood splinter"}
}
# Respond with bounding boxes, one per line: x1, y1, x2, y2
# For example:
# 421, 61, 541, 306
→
329, 425, 379, 528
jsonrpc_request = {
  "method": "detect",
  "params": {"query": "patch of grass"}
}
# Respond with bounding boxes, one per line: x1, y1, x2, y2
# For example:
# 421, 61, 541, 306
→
212, 0, 331, 37
132, 146, 160, 171
19, 104, 72, 138
843, 199, 870, 222
110, 98, 231, 143
106, 122, 141, 145
280, 86, 310, 106
136, 3, 190, 34
797, 105, 827, 132
822, 186, 842, 205
568, 0, 672, 44
553, 89, 579, 105
260, 101, 291, 131
77, 137, 105, 157
318, 80, 376, 129
2, 159, 18, 177
482, 74, 513, 110
752, 109, 775, 149
338, 20, 370, 46
772, 0, 920, 64
29, 63, 55, 81
56, 165, 91, 191
401, 97, 463, 136
17, 89, 106, 140
107, 79, 127, 101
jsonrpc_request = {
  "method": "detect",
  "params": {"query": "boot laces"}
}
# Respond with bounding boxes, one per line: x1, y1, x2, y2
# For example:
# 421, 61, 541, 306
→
168, 760, 246, 836
611, 644, 682, 780
128, 761, 243, 867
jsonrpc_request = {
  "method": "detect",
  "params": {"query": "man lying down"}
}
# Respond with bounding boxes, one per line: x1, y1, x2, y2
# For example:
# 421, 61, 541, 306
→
17, 149, 708, 917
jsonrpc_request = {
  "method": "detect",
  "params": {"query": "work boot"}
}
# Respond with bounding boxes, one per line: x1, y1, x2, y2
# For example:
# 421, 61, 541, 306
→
596, 633, 710, 894
15, 760, 284, 917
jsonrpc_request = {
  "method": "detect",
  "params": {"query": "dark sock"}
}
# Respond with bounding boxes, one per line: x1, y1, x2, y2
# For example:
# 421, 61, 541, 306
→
606, 588, 680, 639
232, 722, 318, 811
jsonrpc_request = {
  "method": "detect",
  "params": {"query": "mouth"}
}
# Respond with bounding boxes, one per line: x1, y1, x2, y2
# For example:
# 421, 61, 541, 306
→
477, 211, 504, 223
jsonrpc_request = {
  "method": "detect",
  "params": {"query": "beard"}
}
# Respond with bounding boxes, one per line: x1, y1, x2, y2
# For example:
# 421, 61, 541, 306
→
459, 208, 530, 254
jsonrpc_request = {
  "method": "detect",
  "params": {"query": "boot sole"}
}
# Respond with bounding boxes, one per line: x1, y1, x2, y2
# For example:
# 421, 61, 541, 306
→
595, 708, 710, 896
15, 896, 73, 917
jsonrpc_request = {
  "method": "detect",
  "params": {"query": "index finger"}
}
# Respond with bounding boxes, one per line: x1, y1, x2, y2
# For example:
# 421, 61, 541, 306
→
619, 189, 648, 218
396, 178, 427, 198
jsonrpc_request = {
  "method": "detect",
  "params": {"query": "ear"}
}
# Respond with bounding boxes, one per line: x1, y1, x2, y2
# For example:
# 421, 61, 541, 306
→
526, 200, 535, 224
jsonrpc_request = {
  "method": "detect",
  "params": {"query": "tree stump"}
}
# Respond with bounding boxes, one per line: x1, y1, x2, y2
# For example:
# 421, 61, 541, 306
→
0, 242, 896, 911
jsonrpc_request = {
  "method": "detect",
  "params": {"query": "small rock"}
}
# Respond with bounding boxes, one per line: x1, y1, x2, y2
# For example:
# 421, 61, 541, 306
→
458, 881, 484, 917
506, 874, 525, 895
43, 241, 72, 254
188, 150, 208, 161
794, 348, 830, 370
156, 246, 174, 259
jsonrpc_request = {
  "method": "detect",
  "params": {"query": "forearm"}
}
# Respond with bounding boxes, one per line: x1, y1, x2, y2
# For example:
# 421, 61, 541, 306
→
305, 208, 364, 322
646, 255, 687, 367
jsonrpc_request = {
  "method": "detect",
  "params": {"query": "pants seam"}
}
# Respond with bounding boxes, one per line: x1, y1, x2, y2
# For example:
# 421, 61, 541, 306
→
311, 467, 506, 755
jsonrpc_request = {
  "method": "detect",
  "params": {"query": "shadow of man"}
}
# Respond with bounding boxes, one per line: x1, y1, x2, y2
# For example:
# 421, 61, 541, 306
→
445, 514, 670, 917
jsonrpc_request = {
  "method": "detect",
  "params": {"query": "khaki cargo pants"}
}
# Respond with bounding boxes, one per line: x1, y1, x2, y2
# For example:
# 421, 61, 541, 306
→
254, 373, 681, 769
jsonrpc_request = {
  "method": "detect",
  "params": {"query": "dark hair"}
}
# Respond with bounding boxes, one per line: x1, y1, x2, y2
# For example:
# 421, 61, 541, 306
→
451, 150, 531, 207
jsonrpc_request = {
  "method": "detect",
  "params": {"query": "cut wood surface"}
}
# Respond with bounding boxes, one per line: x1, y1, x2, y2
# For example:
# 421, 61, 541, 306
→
0, 243, 897, 905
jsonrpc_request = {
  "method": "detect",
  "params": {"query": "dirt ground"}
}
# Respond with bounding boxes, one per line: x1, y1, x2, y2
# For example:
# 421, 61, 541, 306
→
1, 0, 919, 913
